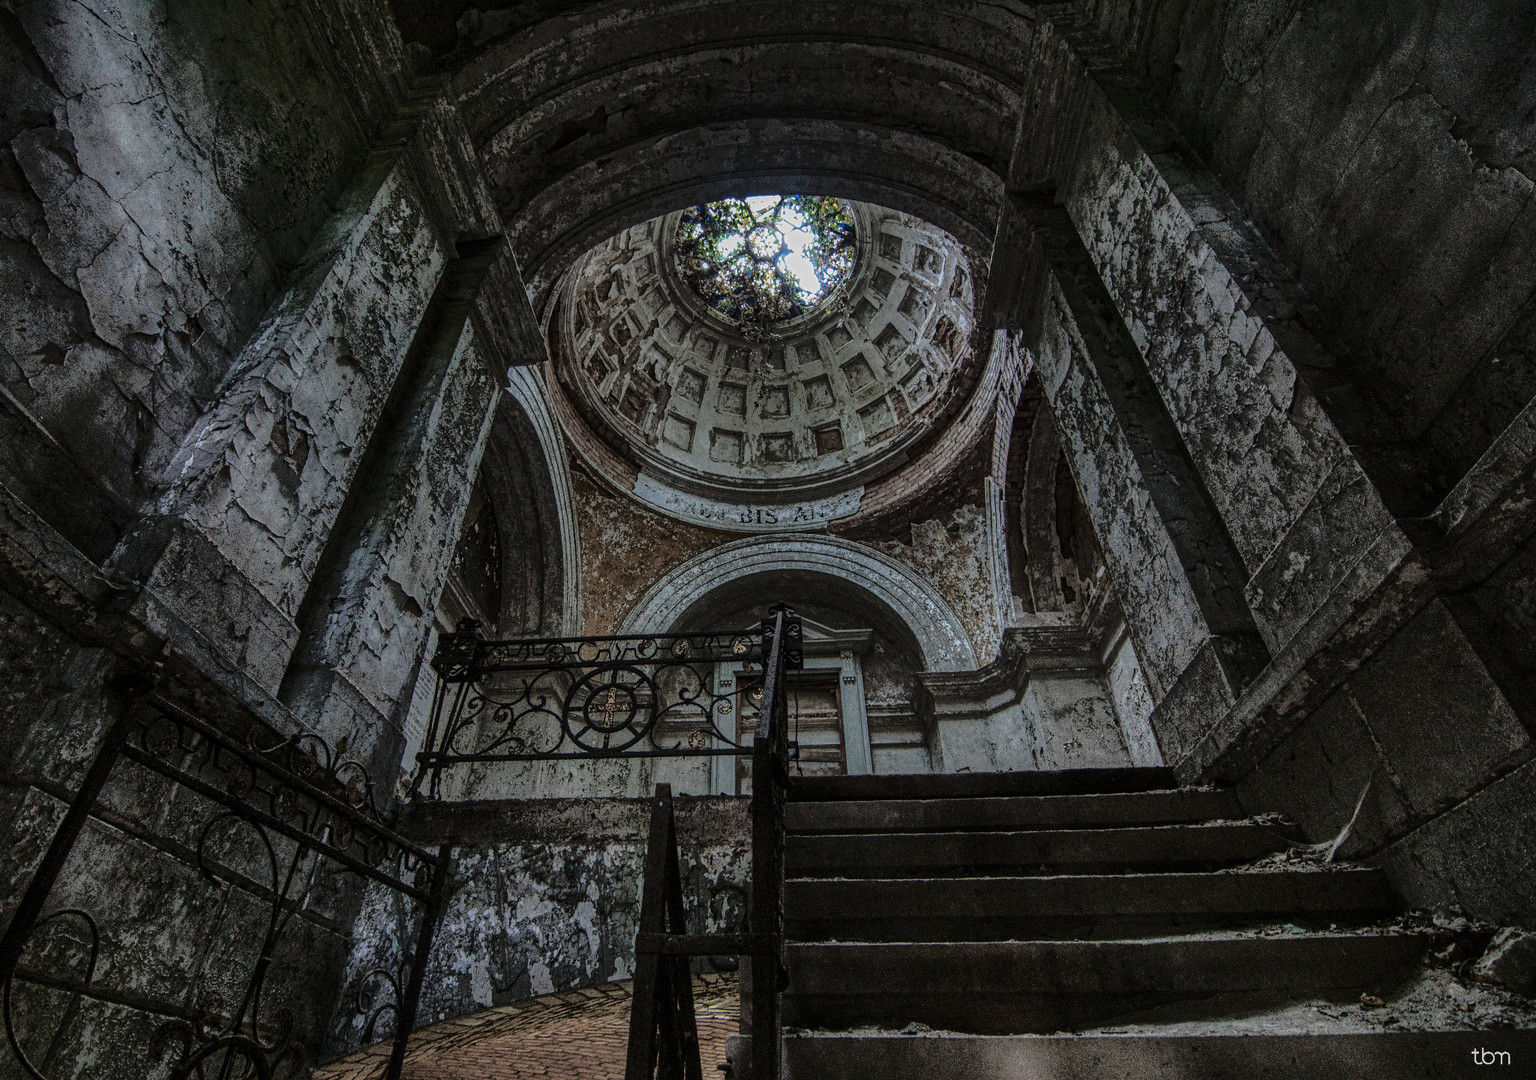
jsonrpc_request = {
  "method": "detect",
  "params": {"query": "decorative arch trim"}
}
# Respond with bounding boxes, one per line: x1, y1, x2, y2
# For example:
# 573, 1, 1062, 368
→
506, 366, 583, 635
618, 534, 978, 672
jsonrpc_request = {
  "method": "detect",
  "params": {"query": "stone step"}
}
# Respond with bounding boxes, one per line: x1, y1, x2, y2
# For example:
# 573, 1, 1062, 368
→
784, 821, 1292, 877
788, 767, 1179, 802
784, 869, 1397, 941
786, 788, 1244, 835
781, 1030, 1536, 1079
781, 932, 1429, 1034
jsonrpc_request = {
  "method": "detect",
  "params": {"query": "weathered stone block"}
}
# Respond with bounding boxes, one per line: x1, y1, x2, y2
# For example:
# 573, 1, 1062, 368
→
1347, 601, 1530, 819
1471, 928, 1536, 995
1238, 688, 1412, 858
1245, 457, 1399, 656
1377, 757, 1536, 926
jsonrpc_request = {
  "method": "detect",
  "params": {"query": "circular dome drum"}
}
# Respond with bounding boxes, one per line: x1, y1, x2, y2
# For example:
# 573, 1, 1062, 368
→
546, 197, 978, 527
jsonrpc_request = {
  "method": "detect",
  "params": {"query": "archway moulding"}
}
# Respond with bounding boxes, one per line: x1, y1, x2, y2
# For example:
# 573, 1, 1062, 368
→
505, 366, 584, 636
618, 534, 979, 672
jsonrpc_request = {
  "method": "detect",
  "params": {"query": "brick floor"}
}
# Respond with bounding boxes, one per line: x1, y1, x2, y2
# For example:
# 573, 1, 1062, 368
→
315, 975, 739, 1080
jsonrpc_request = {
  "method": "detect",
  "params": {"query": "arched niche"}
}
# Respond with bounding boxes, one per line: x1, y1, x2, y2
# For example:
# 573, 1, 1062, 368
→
440, 386, 578, 638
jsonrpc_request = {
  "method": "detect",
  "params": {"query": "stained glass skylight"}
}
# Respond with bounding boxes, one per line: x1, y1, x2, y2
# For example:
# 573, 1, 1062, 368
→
675, 195, 856, 326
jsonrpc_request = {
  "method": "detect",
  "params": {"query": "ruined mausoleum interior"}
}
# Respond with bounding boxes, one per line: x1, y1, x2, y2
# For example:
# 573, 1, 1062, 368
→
2, 2, 1535, 1077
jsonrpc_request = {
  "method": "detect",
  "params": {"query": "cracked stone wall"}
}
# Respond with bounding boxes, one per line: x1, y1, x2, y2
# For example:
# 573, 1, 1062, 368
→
0, 2, 535, 1074
1027, 5, 1536, 926
1112, 6, 1536, 924
870, 503, 1002, 667
1131, 0, 1536, 515
0, 587, 365, 1080
0, 1, 383, 563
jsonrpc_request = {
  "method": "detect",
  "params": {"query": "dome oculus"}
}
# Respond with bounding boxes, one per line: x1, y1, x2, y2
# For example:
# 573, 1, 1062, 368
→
675, 196, 855, 326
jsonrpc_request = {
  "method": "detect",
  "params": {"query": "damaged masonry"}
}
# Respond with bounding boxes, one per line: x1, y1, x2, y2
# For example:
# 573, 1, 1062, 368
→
1, 2, 1535, 1079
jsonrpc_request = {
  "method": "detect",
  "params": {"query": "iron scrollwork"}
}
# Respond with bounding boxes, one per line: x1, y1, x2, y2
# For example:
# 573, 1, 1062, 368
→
412, 621, 770, 798
0, 688, 450, 1080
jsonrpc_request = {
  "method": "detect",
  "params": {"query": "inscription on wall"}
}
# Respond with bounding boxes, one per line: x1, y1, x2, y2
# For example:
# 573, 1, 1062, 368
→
634, 473, 863, 532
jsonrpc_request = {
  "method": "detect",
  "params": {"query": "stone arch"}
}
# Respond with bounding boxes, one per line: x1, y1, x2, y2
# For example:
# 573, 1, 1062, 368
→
505, 366, 584, 636
510, 121, 1003, 291
442, 373, 583, 638
618, 534, 978, 671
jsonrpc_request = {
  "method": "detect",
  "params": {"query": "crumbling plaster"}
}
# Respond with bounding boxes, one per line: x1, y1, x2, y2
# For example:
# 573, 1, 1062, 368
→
4, 1, 1536, 1072
334, 797, 750, 1051
568, 466, 732, 637
869, 504, 1002, 668
0, 2, 388, 556
1143, 0, 1536, 477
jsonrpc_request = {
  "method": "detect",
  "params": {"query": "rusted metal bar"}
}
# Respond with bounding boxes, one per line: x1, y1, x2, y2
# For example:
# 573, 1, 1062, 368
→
118, 743, 431, 902
384, 843, 453, 1080
661, 811, 704, 1080
626, 784, 676, 1080
747, 606, 792, 1080
0, 663, 148, 990
1, 674, 446, 1080
0, 714, 131, 997
412, 625, 770, 795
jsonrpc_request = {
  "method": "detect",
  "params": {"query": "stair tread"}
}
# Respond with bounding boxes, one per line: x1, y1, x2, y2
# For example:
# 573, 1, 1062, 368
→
786, 932, 1428, 990
768, 781, 1436, 1058
784, 869, 1397, 940
789, 767, 1178, 802
782, 1030, 1536, 1080
781, 931, 1429, 1035
786, 789, 1245, 833
787, 867, 1392, 889
785, 822, 1290, 875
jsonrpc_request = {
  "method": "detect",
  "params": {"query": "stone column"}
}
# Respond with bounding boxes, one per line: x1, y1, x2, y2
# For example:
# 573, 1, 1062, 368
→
106, 148, 455, 713
838, 649, 874, 776
102, 90, 544, 773
277, 237, 507, 764
1009, 191, 1268, 768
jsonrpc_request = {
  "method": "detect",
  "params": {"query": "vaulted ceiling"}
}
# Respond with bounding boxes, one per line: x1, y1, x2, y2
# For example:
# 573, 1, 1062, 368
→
390, 1, 1095, 292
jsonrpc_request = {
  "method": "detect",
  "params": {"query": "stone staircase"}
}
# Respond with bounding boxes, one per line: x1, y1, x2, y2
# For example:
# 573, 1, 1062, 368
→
772, 768, 1531, 1078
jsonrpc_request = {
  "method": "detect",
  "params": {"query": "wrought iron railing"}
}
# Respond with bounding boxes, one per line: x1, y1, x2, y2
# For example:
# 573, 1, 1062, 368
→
410, 618, 786, 798
624, 606, 800, 1080
0, 675, 448, 1080
3, 606, 802, 1080
414, 606, 803, 1079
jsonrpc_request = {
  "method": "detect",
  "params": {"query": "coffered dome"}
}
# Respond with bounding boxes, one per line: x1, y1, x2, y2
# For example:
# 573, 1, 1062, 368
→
545, 198, 977, 526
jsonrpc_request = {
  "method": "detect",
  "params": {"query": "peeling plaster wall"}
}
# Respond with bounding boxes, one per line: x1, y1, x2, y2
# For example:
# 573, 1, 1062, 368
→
1134, 0, 1536, 509
331, 798, 749, 1053
0, 2, 540, 1072
0, 2, 387, 560
5, 1, 1535, 1069
1033, 293, 1208, 713
569, 467, 732, 636
131, 156, 452, 701
0, 589, 365, 1080
935, 677, 1133, 775
1104, 624, 1159, 766
869, 503, 1003, 666
1064, 110, 1400, 667
1025, 12, 1536, 925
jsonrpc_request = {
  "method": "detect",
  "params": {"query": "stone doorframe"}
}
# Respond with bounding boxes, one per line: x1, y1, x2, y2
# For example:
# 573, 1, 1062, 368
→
710, 620, 876, 793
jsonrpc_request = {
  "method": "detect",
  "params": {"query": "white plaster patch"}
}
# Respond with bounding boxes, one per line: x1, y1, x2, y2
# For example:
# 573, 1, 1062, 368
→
470, 957, 494, 1007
